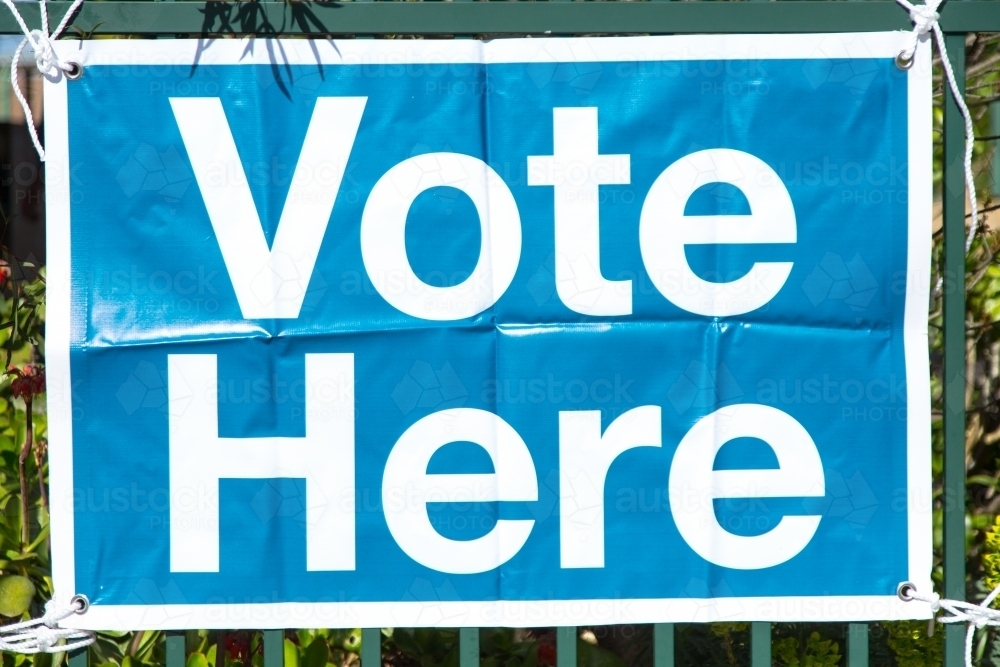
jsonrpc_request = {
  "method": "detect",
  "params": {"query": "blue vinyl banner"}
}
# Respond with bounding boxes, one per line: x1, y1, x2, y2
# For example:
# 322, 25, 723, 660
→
46, 33, 933, 629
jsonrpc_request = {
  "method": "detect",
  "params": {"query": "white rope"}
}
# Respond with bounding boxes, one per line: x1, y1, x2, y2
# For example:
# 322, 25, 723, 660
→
901, 583, 1000, 667
1, 0, 85, 161
894, 0, 980, 255
0, 598, 95, 654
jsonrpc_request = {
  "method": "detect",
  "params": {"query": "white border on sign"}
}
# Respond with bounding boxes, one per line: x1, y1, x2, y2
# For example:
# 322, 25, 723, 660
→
47, 32, 934, 630
44, 54, 77, 623
904, 30, 934, 624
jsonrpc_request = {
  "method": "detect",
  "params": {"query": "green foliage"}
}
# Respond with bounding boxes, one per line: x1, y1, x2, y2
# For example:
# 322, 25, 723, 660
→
577, 641, 625, 667
773, 632, 841, 667
984, 515, 1000, 592
478, 629, 539, 667
389, 628, 459, 667
677, 624, 749, 667
281, 629, 361, 667
283, 640, 300, 667
885, 622, 944, 667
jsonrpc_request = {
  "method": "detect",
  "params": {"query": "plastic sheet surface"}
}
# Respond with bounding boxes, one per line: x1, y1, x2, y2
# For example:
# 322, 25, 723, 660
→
44, 33, 933, 629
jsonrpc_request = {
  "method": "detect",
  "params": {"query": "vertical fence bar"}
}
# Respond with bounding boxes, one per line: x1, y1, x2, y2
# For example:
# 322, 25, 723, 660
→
263, 630, 283, 667
362, 629, 381, 667
217, 631, 228, 667
556, 627, 576, 667
943, 31, 968, 667
69, 647, 88, 667
750, 622, 769, 667
847, 624, 868, 667
166, 631, 186, 667
460, 628, 479, 667
653, 623, 673, 667
991, 102, 1000, 197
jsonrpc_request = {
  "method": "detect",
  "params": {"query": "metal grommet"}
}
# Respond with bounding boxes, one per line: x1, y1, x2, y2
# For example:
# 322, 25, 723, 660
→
64, 61, 83, 81
895, 51, 915, 71
897, 581, 916, 602
70, 594, 89, 614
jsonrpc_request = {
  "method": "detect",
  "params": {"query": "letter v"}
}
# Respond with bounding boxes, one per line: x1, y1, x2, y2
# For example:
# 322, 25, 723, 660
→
170, 97, 367, 319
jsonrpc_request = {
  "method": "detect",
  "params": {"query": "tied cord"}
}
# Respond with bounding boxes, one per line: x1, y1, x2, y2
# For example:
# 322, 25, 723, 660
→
894, 0, 980, 255
0, 598, 94, 654
890, 18, 983, 661
903, 584, 1000, 667
1, 0, 85, 161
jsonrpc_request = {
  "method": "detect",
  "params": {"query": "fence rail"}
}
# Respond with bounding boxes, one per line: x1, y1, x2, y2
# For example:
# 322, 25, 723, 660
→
58, 623, 878, 667
0, 1, 999, 36
4, 1, 996, 665
68, 625, 776, 667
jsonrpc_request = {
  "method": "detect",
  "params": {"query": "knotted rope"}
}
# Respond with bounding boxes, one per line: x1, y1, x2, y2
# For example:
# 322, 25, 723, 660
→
892, 6, 988, 659
894, 0, 980, 253
1, 0, 85, 160
0, 597, 94, 654
900, 582, 1000, 667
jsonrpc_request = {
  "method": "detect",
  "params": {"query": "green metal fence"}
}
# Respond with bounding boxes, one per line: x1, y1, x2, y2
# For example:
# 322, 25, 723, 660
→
4, 1, 1000, 665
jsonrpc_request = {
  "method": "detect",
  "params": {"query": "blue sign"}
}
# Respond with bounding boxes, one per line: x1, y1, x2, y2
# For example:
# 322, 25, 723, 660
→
46, 34, 934, 629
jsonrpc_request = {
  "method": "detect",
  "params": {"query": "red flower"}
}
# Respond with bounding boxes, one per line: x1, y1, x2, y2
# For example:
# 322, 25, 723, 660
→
537, 644, 556, 666
226, 632, 251, 662
225, 631, 261, 663
9, 365, 45, 399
